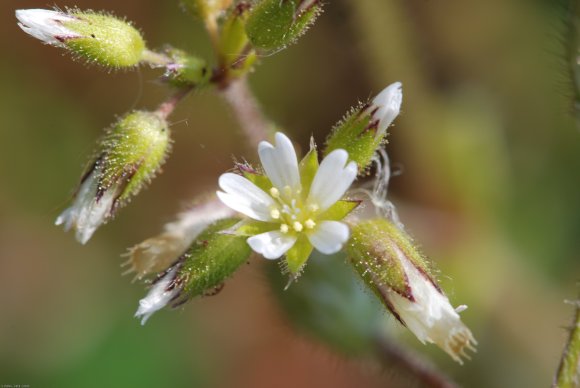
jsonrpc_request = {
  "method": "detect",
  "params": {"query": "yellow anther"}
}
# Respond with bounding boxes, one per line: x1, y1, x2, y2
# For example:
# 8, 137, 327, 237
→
269, 187, 280, 198
293, 221, 303, 232
308, 203, 319, 212
270, 209, 280, 219
280, 224, 289, 233
305, 219, 316, 229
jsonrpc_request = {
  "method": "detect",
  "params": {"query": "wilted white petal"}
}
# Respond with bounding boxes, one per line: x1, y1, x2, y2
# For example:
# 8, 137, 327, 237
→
307, 221, 349, 254
371, 82, 402, 135
307, 149, 357, 211
55, 169, 115, 244
247, 231, 297, 259
258, 132, 301, 191
217, 173, 275, 221
125, 200, 234, 279
135, 266, 180, 325
387, 246, 477, 364
16, 9, 79, 47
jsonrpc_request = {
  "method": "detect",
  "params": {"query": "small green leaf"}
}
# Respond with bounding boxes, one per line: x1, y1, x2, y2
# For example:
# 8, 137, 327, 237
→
285, 234, 313, 275
299, 139, 319, 196
180, 218, 252, 297
240, 166, 272, 192
218, 4, 251, 66
235, 220, 278, 236
318, 200, 360, 221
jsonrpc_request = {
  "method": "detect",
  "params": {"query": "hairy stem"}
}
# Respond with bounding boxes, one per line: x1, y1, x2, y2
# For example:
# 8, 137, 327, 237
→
553, 298, 580, 388
375, 335, 458, 388
156, 87, 194, 120
141, 49, 173, 68
219, 77, 271, 148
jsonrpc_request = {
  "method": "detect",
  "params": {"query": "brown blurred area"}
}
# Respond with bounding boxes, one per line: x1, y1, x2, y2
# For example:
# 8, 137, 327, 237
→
1, 0, 579, 387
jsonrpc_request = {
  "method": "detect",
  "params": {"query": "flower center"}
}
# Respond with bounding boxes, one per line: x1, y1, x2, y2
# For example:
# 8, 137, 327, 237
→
269, 185, 318, 234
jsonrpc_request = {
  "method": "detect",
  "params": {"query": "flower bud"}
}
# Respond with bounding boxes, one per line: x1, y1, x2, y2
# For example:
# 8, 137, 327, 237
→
135, 218, 252, 324
325, 82, 402, 172
245, 0, 323, 52
16, 9, 146, 68
347, 218, 476, 364
163, 48, 211, 87
56, 111, 170, 244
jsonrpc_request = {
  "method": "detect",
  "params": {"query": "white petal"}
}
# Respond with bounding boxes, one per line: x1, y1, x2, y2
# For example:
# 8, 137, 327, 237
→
135, 266, 180, 325
307, 149, 358, 211
307, 221, 349, 254
371, 82, 402, 135
217, 173, 275, 221
247, 231, 297, 260
55, 169, 115, 244
387, 247, 476, 363
16, 9, 78, 47
258, 132, 300, 191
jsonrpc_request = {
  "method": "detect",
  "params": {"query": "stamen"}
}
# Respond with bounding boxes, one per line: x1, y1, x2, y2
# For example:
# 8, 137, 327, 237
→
280, 224, 289, 233
308, 203, 319, 212
305, 219, 316, 229
270, 209, 280, 219
293, 221, 303, 232
269, 187, 280, 198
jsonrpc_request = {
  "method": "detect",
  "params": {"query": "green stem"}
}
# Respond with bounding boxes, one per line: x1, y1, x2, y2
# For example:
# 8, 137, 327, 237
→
554, 298, 580, 388
141, 49, 173, 68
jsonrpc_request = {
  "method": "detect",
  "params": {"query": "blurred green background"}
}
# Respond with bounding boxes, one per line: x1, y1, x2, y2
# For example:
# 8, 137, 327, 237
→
1, 0, 579, 387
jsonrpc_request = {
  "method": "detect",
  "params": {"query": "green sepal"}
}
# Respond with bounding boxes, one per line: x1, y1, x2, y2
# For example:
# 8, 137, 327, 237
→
299, 138, 319, 196
239, 165, 272, 192
347, 219, 437, 303
218, 4, 251, 66
97, 111, 170, 206
285, 234, 313, 275
318, 200, 360, 222
164, 48, 210, 87
235, 220, 278, 236
245, 0, 323, 52
64, 11, 145, 68
324, 102, 382, 173
179, 218, 252, 298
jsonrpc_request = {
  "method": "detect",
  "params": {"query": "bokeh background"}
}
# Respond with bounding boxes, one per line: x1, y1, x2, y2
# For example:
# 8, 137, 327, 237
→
1, 1, 579, 387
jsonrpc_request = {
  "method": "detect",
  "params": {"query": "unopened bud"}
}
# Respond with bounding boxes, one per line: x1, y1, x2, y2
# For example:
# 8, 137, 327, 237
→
325, 82, 402, 171
347, 218, 476, 364
135, 218, 251, 324
56, 111, 170, 244
245, 0, 323, 52
163, 48, 210, 87
16, 9, 146, 68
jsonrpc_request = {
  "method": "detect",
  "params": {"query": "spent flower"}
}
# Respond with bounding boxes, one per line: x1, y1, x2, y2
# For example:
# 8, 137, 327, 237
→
217, 132, 358, 274
56, 111, 170, 244
16, 8, 146, 68
325, 82, 402, 171
348, 218, 477, 363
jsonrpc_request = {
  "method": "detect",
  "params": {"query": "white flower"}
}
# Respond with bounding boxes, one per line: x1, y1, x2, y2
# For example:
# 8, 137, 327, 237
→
387, 245, 477, 364
55, 165, 117, 245
16, 9, 79, 47
135, 265, 182, 325
217, 132, 357, 261
124, 199, 234, 279
370, 82, 403, 135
